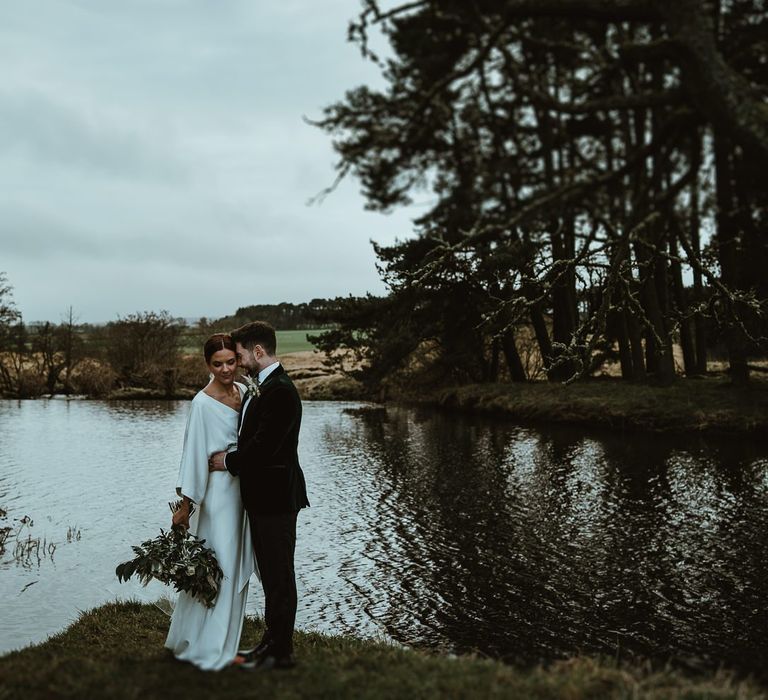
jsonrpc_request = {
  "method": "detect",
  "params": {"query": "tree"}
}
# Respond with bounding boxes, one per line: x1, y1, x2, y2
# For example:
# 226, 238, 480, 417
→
30, 307, 84, 395
0, 273, 25, 397
106, 311, 186, 395
313, 0, 767, 386
0, 272, 19, 348
214, 301, 341, 331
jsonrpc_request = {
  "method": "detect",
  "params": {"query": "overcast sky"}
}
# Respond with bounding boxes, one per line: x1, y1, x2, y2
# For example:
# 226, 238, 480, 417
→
0, 0, 421, 323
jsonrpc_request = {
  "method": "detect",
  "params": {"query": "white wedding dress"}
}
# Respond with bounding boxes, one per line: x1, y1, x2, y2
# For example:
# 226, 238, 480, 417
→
164, 383, 256, 671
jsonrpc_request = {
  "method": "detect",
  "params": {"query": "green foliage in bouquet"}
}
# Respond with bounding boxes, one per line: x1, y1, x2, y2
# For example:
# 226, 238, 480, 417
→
115, 500, 223, 608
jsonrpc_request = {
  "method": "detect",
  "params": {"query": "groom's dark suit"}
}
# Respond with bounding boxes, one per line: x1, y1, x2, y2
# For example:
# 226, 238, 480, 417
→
225, 364, 309, 658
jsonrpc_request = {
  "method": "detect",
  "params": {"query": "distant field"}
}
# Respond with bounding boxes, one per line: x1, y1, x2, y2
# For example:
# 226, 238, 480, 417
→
180, 329, 323, 355
277, 329, 321, 354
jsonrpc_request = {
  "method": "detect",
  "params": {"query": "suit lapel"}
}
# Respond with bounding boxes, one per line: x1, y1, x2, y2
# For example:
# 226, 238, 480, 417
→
237, 395, 249, 432
238, 365, 285, 434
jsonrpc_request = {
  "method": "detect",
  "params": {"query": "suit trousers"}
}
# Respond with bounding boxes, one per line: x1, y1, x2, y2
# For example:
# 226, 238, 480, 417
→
248, 511, 298, 657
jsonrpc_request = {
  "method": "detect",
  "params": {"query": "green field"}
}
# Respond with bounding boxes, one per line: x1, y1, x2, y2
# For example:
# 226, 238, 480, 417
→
181, 329, 322, 356
276, 329, 320, 354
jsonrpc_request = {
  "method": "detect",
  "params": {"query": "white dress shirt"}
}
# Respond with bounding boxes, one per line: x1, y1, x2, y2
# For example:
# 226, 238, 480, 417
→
257, 361, 281, 385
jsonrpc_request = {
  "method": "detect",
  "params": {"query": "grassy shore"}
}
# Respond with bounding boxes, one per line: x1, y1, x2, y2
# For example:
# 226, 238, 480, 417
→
429, 375, 768, 438
0, 602, 763, 699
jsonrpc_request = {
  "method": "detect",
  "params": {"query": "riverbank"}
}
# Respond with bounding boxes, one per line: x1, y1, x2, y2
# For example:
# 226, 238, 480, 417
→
0, 602, 762, 699
30, 351, 768, 438
282, 351, 768, 439
428, 375, 768, 438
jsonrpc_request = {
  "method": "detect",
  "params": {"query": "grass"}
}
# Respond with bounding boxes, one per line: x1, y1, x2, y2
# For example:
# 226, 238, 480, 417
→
431, 375, 768, 438
0, 602, 764, 699
276, 329, 320, 355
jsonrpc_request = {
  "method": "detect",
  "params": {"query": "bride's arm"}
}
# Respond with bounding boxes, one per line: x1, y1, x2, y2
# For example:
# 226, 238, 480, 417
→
175, 399, 210, 510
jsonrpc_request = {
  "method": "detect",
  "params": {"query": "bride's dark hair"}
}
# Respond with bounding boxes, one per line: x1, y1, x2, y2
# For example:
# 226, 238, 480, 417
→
203, 333, 237, 363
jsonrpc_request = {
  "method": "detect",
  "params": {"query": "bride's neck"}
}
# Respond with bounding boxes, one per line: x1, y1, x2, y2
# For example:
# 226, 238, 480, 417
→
210, 379, 234, 395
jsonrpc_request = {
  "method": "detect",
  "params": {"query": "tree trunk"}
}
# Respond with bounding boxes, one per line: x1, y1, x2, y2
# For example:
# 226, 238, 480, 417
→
689, 133, 708, 374
713, 130, 749, 385
657, 0, 768, 166
501, 329, 527, 382
550, 223, 576, 381
626, 305, 647, 380
489, 337, 501, 382
611, 305, 635, 380
634, 241, 676, 384
669, 231, 697, 375
64, 306, 75, 395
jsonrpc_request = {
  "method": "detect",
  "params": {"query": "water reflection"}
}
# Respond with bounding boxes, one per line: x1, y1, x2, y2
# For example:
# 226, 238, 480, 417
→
336, 408, 768, 673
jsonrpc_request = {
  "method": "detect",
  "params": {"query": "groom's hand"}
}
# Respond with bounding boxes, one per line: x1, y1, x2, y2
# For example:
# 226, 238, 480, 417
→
208, 451, 227, 472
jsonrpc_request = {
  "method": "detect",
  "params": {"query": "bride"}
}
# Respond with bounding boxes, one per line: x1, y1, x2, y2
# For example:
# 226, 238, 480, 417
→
164, 333, 256, 670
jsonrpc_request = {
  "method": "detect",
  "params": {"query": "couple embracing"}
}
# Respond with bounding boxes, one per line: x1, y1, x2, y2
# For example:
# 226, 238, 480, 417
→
164, 321, 310, 671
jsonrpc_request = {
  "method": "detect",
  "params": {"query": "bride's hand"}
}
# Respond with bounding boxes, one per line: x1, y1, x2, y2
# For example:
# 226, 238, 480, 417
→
172, 506, 190, 530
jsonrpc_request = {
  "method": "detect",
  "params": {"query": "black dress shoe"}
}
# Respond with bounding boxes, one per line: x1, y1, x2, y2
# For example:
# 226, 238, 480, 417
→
239, 653, 295, 671
237, 638, 271, 661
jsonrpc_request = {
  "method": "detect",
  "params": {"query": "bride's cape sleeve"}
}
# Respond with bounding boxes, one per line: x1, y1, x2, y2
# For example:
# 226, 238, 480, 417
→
175, 397, 209, 505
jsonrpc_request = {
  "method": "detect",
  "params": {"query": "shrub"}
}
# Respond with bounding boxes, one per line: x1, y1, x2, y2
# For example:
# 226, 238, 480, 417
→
71, 359, 117, 397
177, 354, 209, 390
14, 369, 46, 398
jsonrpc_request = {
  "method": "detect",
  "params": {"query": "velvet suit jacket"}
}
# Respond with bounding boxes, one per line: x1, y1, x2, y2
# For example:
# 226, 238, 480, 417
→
226, 365, 309, 515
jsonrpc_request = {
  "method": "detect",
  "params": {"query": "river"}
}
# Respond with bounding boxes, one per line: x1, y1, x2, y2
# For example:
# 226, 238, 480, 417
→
1, 399, 767, 674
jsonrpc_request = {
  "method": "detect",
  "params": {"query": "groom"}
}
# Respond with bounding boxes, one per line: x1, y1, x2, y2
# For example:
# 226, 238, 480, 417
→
208, 321, 309, 671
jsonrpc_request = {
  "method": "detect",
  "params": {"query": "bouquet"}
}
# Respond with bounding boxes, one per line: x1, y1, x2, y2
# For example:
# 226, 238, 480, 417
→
115, 500, 223, 608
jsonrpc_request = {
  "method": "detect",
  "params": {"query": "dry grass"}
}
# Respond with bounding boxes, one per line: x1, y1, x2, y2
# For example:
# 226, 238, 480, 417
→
282, 350, 366, 400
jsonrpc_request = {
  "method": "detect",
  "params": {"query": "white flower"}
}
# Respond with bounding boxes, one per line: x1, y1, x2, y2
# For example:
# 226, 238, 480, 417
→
242, 374, 260, 398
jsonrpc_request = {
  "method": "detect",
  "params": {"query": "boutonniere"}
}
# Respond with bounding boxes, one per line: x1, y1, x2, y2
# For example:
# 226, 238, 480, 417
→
242, 374, 260, 398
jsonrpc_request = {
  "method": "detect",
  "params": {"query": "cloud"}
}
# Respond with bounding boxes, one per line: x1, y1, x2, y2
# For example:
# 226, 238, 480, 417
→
0, 0, 417, 322
0, 87, 187, 180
